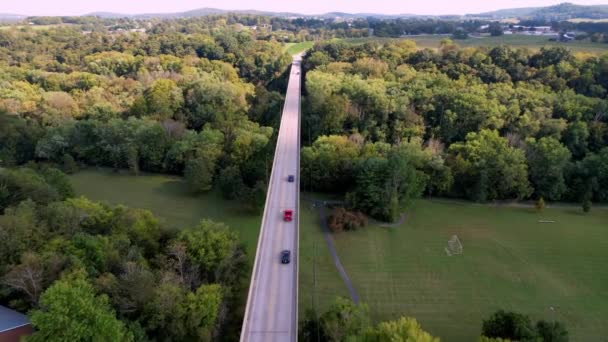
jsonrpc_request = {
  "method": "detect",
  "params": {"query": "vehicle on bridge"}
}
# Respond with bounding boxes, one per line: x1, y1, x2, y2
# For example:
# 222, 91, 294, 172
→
280, 250, 291, 264
283, 209, 293, 222
287, 175, 295, 182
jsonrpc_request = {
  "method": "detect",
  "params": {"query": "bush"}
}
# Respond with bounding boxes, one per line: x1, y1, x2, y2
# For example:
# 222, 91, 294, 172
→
327, 207, 368, 233
582, 199, 591, 213
481, 310, 569, 342
482, 310, 537, 341
61, 154, 78, 174
535, 197, 545, 212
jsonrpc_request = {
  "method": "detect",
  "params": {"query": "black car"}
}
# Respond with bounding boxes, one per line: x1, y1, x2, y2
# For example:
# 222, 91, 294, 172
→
280, 250, 291, 264
287, 175, 295, 182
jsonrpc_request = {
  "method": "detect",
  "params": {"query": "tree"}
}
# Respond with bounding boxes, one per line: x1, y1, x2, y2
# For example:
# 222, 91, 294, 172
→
362, 317, 439, 342
481, 310, 537, 341
582, 198, 591, 213
29, 272, 132, 342
526, 137, 571, 201
536, 320, 569, 342
144, 79, 184, 120
176, 220, 239, 282
347, 145, 428, 221
184, 75, 252, 130
218, 166, 245, 200
0, 167, 61, 212
489, 22, 504, 36
299, 309, 329, 342
0, 200, 46, 274
61, 153, 78, 174
449, 130, 531, 201
185, 157, 216, 193
2, 252, 44, 306
320, 297, 370, 341
536, 197, 545, 212
301, 135, 360, 193
143, 282, 222, 341
182, 284, 223, 341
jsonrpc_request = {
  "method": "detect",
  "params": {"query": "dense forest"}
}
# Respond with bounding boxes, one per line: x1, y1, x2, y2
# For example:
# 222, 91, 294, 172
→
0, 17, 295, 208
0, 16, 293, 341
301, 39, 608, 220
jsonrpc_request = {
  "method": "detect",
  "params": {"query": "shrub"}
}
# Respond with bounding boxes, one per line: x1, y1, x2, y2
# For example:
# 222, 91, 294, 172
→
327, 207, 368, 233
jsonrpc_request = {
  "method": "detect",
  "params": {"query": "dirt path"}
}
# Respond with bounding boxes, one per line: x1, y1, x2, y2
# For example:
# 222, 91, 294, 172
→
310, 199, 360, 304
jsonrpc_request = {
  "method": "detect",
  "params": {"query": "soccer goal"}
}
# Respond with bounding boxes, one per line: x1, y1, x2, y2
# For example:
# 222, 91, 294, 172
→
445, 235, 463, 256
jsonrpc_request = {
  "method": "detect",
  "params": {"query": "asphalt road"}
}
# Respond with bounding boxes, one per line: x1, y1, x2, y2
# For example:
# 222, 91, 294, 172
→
240, 54, 302, 342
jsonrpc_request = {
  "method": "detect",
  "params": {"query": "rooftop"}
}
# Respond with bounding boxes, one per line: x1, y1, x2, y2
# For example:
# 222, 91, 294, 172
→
0, 306, 30, 333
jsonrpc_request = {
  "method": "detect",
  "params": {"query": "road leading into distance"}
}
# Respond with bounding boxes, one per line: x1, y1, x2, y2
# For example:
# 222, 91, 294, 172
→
240, 54, 302, 342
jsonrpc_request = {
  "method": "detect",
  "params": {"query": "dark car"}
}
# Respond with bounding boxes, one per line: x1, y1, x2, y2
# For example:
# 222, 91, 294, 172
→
287, 175, 295, 182
281, 250, 291, 264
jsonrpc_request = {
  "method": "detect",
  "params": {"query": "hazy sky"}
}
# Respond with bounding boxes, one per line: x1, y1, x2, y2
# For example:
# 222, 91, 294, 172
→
3, 0, 608, 16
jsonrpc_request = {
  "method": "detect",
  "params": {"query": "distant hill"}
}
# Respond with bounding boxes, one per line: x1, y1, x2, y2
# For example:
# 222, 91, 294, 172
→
472, 2, 608, 20
0, 13, 26, 22
87, 8, 304, 19
24, 2, 608, 22
84, 7, 421, 20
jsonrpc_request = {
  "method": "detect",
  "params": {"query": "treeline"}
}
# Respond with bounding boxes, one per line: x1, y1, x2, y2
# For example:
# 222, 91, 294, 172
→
0, 165, 248, 341
299, 297, 568, 342
299, 297, 439, 342
0, 22, 291, 207
302, 40, 608, 220
370, 19, 486, 37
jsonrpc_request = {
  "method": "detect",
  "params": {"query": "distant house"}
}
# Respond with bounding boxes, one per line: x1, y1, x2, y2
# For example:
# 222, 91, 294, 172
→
0, 306, 32, 342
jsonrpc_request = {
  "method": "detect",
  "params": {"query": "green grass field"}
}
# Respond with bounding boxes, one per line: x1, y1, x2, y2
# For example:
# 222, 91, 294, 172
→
301, 198, 608, 341
69, 168, 262, 256
284, 41, 314, 55
337, 35, 608, 54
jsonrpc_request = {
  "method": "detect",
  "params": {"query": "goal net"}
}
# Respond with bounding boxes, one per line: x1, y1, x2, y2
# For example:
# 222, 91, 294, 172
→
445, 235, 463, 256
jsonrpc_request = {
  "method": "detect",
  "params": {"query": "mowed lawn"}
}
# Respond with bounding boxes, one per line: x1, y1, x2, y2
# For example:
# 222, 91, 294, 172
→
69, 168, 262, 256
283, 41, 315, 55
301, 199, 608, 341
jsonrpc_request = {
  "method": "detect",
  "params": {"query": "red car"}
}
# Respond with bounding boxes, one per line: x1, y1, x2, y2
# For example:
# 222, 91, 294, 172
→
283, 209, 293, 222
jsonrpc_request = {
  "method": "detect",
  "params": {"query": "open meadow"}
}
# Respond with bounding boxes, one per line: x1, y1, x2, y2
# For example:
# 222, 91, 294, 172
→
69, 168, 262, 256
301, 198, 608, 341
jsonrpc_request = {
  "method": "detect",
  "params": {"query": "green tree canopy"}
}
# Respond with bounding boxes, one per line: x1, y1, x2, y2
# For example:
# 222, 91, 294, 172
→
29, 271, 133, 342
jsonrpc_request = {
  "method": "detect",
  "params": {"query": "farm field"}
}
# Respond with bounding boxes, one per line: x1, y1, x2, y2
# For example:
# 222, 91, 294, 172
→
338, 34, 608, 53
69, 168, 262, 256
300, 198, 608, 341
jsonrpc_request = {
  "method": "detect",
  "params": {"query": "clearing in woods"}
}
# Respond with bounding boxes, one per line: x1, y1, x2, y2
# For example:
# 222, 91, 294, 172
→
69, 168, 262, 257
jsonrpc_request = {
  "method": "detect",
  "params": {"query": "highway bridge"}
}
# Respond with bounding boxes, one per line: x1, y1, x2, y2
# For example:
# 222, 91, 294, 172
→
240, 54, 302, 342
